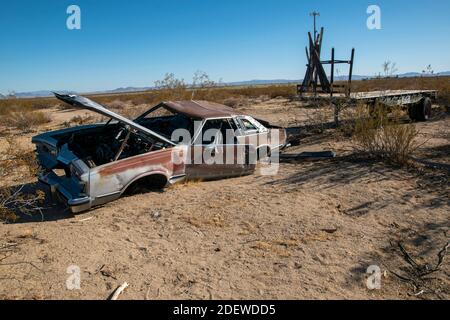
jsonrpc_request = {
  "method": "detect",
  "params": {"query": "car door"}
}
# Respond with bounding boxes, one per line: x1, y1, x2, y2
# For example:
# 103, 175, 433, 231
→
186, 118, 255, 180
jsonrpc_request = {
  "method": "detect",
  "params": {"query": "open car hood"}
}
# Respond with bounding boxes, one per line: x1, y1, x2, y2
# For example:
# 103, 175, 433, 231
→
54, 93, 175, 146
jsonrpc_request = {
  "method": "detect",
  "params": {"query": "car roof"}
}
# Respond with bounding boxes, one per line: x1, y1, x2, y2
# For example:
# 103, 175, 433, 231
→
160, 100, 243, 119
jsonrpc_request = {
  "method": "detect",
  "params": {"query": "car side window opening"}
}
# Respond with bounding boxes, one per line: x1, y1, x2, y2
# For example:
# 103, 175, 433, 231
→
136, 106, 195, 140
237, 117, 258, 133
195, 119, 235, 145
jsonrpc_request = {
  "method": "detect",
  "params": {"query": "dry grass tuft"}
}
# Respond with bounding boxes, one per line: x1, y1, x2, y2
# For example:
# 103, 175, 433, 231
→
1, 111, 51, 132
0, 98, 56, 116
303, 104, 334, 134
222, 97, 249, 108
107, 99, 129, 110
117, 105, 148, 120
69, 114, 95, 126
352, 104, 421, 166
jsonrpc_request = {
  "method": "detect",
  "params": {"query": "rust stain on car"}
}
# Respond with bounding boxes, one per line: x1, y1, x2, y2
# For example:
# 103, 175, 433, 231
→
97, 148, 176, 177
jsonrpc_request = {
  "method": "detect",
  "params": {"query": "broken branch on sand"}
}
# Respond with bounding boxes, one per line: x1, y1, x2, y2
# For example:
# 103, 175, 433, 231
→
109, 282, 129, 300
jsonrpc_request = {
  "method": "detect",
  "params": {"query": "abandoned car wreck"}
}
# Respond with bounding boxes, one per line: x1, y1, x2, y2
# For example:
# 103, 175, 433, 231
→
32, 94, 287, 213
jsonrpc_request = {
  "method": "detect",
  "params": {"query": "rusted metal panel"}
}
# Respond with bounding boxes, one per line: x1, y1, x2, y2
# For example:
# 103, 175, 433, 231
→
89, 146, 186, 201
162, 100, 244, 119
96, 148, 176, 177
185, 145, 256, 179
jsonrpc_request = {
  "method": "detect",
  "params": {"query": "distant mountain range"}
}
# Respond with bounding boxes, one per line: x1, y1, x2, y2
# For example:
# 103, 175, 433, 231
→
2, 71, 449, 99
5, 90, 77, 99
105, 86, 153, 93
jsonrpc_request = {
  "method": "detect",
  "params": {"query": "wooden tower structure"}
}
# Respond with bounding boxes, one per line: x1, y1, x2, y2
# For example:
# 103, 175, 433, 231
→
298, 13, 355, 98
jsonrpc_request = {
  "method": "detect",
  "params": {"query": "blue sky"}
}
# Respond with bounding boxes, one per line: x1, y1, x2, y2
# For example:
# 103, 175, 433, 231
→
0, 0, 449, 94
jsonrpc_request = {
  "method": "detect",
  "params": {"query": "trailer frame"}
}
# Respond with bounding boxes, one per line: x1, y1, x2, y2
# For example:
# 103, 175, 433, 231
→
300, 89, 438, 122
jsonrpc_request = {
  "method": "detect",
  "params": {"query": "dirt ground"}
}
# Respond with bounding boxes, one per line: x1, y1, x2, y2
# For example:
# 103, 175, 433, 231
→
0, 98, 448, 300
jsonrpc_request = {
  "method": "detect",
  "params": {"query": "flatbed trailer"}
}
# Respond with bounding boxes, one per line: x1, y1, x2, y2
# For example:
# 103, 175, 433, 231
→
300, 89, 438, 121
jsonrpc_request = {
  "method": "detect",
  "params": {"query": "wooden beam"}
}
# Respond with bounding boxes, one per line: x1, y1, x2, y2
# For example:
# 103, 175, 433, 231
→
347, 48, 355, 97
330, 48, 335, 97
320, 60, 350, 64
318, 27, 324, 54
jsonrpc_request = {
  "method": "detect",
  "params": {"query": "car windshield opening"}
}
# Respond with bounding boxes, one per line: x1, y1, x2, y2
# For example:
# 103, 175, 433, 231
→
135, 105, 195, 142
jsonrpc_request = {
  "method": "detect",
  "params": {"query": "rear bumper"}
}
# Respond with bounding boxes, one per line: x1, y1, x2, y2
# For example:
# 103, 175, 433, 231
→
38, 171, 91, 214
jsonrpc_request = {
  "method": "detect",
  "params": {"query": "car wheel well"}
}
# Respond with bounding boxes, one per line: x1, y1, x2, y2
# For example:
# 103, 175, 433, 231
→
123, 174, 168, 195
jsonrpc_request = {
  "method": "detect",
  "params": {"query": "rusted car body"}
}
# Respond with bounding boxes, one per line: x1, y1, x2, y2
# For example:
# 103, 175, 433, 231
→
32, 94, 287, 213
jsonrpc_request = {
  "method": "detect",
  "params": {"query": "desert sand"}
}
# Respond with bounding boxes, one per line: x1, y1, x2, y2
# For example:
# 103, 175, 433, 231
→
0, 98, 448, 300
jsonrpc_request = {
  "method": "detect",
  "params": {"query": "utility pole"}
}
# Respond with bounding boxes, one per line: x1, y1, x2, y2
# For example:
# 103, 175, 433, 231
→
310, 11, 320, 40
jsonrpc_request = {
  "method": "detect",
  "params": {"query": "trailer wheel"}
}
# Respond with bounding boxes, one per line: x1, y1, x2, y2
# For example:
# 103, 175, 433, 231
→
408, 104, 418, 121
417, 97, 432, 121
408, 98, 432, 122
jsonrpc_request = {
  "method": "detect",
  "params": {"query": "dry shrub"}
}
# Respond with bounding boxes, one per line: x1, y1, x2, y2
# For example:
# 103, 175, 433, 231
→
0, 137, 44, 222
107, 99, 129, 110
352, 105, 420, 166
129, 95, 151, 106
0, 97, 58, 116
338, 103, 360, 137
222, 97, 240, 108
1, 111, 51, 132
258, 94, 271, 102
154, 73, 190, 101
69, 114, 95, 125
0, 137, 40, 181
118, 104, 148, 119
0, 188, 46, 223
57, 102, 75, 110
303, 103, 334, 134
69, 115, 85, 125
222, 97, 249, 108
267, 86, 297, 100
